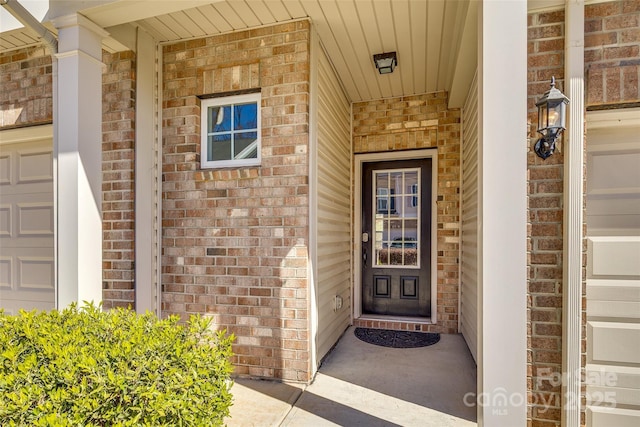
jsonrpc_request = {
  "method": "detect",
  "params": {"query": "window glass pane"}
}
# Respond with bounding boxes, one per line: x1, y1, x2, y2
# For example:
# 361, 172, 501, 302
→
376, 188, 389, 214
208, 134, 231, 161
234, 103, 258, 131
403, 248, 418, 266
376, 247, 389, 266
234, 132, 258, 159
208, 106, 231, 133
372, 168, 421, 269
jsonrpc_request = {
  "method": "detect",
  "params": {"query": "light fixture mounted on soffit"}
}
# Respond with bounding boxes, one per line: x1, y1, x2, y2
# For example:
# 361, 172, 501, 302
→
373, 52, 398, 75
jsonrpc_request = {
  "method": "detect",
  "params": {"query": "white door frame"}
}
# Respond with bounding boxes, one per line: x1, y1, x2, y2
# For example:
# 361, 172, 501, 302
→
354, 149, 438, 323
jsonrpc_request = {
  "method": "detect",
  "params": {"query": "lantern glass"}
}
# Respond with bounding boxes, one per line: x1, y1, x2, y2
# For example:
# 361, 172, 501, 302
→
537, 103, 548, 132
551, 101, 566, 129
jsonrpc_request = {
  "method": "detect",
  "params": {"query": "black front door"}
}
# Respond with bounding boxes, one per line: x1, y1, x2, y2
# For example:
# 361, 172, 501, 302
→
362, 159, 432, 317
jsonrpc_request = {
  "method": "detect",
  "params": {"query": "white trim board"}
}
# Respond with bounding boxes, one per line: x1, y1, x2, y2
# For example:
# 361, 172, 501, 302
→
354, 149, 438, 324
0, 124, 53, 145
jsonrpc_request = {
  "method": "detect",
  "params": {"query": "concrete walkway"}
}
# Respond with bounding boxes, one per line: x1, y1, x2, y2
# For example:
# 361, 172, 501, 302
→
226, 326, 477, 426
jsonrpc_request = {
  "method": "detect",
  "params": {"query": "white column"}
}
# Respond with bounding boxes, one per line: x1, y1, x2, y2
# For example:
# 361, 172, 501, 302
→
477, 0, 528, 425
563, 1, 585, 426
53, 14, 108, 308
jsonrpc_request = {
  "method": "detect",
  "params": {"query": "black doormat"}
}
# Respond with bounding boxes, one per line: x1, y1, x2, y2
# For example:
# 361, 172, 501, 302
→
354, 327, 440, 348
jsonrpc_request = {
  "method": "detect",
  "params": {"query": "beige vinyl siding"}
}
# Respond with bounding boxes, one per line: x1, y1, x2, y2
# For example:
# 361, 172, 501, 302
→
315, 44, 352, 362
460, 71, 479, 363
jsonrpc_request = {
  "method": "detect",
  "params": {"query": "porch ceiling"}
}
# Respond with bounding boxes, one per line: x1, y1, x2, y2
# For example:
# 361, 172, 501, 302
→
126, 0, 477, 106
1, 0, 569, 106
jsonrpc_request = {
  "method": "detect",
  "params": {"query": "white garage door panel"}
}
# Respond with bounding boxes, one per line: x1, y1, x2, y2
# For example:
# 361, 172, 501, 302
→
18, 150, 53, 183
587, 279, 640, 300
0, 204, 10, 236
587, 407, 640, 427
588, 321, 640, 364
588, 237, 640, 277
586, 364, 640, 390
587, 278, 640, 318
0, 134, 54, 313
587, 301, 640, 319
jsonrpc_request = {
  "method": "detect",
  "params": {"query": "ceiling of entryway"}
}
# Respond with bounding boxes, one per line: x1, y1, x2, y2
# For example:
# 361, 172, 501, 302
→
1, 0, 568, 106
130, 0, 477, 105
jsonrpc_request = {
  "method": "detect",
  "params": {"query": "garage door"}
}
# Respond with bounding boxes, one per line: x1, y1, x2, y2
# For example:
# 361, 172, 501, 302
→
586, 110, 640, 427
0, 128, 55, 314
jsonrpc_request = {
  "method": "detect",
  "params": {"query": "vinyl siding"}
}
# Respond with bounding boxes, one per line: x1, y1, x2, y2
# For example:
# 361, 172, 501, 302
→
460, 71, 479, 363
315, 44, 352, 362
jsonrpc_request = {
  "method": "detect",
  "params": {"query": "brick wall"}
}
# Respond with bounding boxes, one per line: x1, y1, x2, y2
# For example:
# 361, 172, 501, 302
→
102, 50, 136, 309
527, 2, 639, 425
585, 0, 640, 106
0, 45, 52, 128
351, 92, 461, 335
527, 8, 566, 426
161, 21, 311, 382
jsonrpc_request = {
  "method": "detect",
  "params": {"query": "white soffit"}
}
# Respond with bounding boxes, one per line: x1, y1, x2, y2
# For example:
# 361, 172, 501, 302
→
3, 0, 606, 103
130, 0, 476, 103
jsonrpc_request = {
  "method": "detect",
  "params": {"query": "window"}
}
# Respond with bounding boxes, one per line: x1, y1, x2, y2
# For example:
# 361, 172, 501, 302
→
200, 92, 261, 168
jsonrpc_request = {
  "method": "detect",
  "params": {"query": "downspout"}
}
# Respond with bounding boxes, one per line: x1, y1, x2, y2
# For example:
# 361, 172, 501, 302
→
0, 0, 58, 52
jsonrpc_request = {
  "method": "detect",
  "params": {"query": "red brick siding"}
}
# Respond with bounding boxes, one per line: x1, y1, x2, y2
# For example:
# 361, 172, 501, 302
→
527, 3, 639, 426
102, 50, 136, 309
585, 0, 640, 106
0, 46, 52, 128
352, 92, 461, 335
161, 21, 311, 382
527, 9, 566, 427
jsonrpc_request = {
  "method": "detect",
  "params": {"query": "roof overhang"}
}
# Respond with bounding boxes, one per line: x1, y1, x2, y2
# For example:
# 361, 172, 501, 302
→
0, 0, 602, 107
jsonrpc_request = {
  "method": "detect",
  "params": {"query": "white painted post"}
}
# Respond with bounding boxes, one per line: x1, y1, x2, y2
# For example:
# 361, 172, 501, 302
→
477, 0, 528, 425
563, 1, 585, 426
53, 14, 108, 308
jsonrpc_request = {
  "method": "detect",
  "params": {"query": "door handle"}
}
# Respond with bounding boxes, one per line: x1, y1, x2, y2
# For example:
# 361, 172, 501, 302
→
363, 248, 367, 267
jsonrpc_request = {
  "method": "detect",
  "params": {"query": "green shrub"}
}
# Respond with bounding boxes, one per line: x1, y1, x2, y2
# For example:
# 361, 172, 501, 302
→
0, 303, 234, 426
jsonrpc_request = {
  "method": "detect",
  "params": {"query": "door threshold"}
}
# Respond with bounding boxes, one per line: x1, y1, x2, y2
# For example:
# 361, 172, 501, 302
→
354, 316, 439, 333
356, 314, 434, 325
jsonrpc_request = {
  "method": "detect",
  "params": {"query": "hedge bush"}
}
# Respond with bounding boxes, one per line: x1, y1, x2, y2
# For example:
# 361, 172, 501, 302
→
0, 303, 234, 426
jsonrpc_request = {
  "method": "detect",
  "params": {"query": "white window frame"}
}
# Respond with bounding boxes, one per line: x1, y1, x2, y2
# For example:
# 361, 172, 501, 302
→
200, 92, 261, 169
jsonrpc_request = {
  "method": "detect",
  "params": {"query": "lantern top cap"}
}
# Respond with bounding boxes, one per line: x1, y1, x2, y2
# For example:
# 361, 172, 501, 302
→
535, 76, 570, 107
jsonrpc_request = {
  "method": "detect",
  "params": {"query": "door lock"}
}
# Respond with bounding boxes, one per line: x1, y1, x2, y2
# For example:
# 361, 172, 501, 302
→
362, 232, 369, 243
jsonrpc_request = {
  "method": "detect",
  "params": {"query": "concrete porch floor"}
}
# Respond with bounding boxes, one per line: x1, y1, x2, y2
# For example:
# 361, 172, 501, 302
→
226, 326, 477, 426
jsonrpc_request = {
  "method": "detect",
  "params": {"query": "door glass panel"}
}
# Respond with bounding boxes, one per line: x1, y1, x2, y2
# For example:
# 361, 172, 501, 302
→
372, 168, 420, 268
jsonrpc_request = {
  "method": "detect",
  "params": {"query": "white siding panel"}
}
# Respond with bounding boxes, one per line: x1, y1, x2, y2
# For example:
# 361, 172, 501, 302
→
315, 45, 352, 362
460, 70, 478, 363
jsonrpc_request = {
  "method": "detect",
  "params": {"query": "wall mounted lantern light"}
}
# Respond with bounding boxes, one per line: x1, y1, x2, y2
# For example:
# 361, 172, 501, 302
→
373, 52, 397, 74
534, 77, 570, 159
